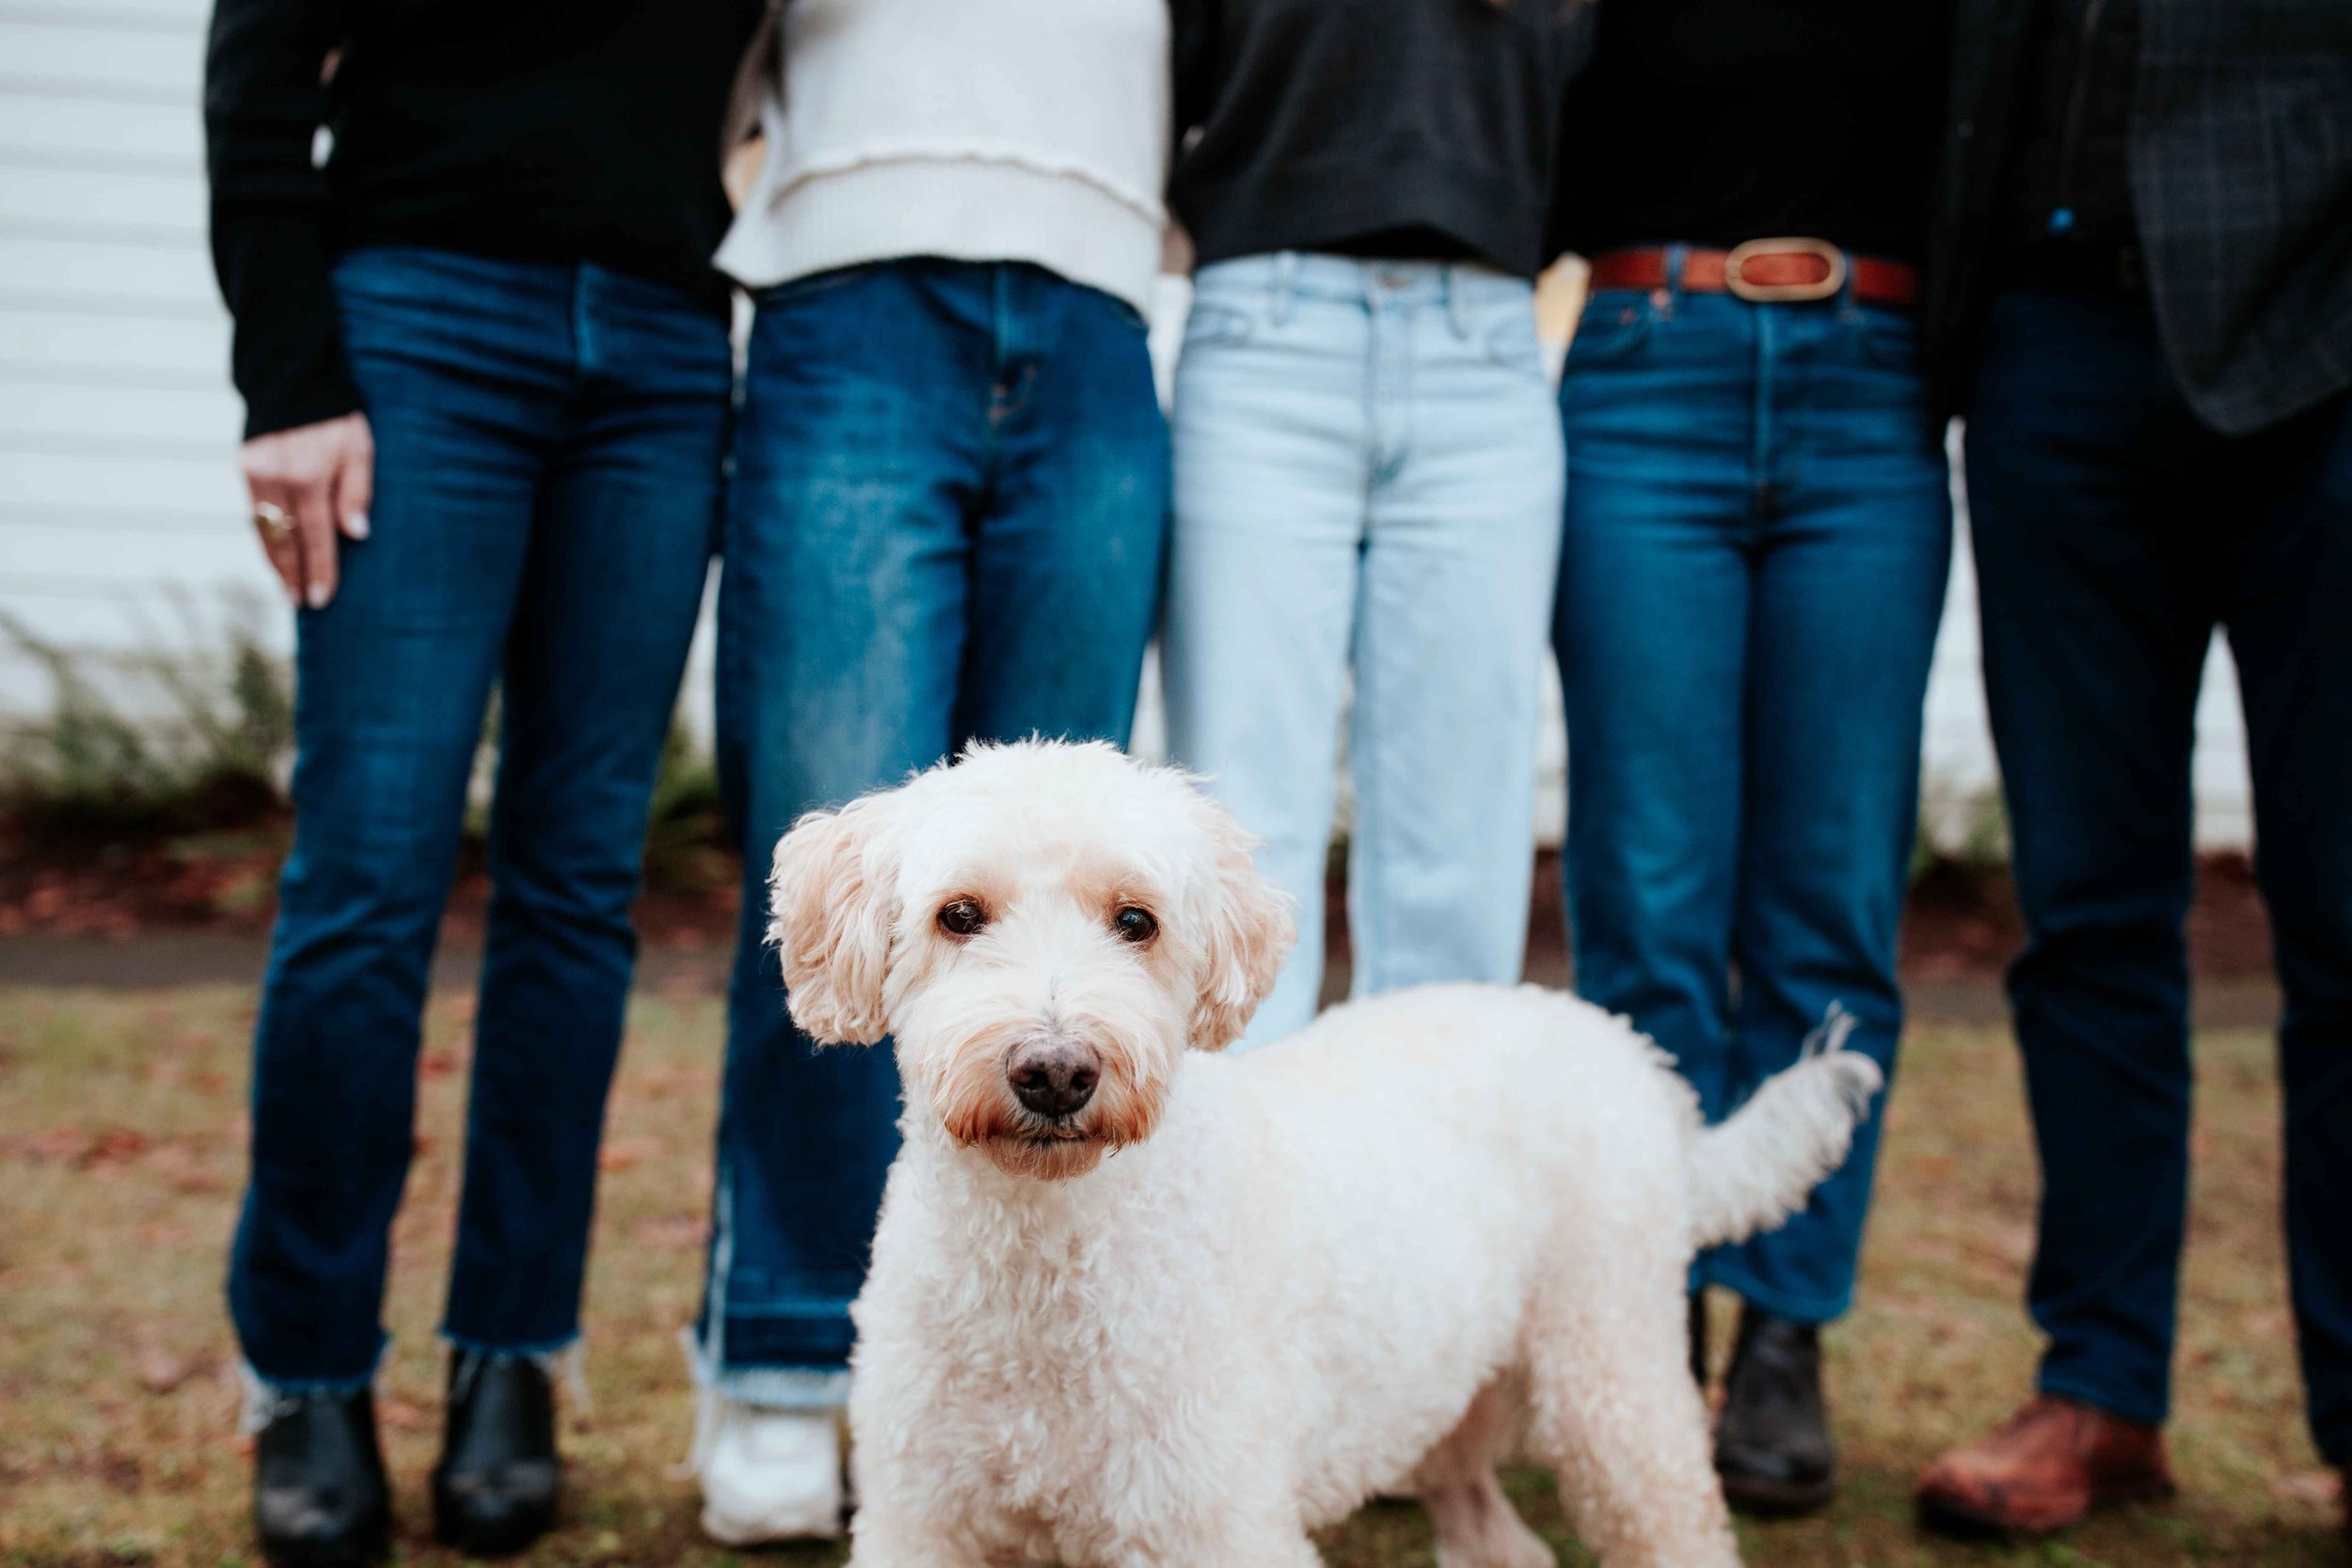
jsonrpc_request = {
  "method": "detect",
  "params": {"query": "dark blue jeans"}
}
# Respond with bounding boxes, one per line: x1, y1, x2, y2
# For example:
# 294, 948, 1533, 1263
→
702, 260, 1168, 1404
229, 248, 730, 1389
1967, 284, 2352, 1461
1554, 274, 1952, 1324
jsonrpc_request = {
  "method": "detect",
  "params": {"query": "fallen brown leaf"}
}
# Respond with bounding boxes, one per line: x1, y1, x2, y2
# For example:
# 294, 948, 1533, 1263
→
2274, 1469, 2344, 1508
136, 1343, 192, 1395
598, 1135, 662, 1174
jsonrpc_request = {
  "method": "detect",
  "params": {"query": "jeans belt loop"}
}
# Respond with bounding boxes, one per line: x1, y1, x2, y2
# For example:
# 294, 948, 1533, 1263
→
1445, 263, 1472, 341
1661, 242, 1686, 319
1271, 250, 1297, 328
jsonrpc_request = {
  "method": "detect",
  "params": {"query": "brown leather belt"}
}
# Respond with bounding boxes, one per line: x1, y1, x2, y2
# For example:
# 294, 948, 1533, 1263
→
1587, 240, 1919, 309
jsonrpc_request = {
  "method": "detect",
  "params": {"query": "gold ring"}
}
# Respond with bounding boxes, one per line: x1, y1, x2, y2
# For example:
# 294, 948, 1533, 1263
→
253, 501, 294, 540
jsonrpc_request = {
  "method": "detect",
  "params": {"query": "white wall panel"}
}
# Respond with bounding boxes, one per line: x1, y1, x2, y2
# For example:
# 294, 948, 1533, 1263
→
0, 19, 203, 98
0, 304, 228, 378
0, 96, 199, 167
0, 234, 222, 309
0, 379, 239, 446
0, 165, 208, 236
0, 446, 240, 514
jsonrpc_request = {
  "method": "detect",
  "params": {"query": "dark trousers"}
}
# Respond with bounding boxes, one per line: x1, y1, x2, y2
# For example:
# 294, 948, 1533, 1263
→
230, 248, 730, 1387
1965, 283, 2352, 1461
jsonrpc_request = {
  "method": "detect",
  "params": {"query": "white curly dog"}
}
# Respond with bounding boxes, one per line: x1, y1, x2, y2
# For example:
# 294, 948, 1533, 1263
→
764, 740, 1882, 1568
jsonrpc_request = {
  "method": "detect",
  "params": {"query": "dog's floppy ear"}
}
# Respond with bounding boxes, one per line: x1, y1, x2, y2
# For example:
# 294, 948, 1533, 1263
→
1187, 798, 1295, 1052
767, 792, 901, 1046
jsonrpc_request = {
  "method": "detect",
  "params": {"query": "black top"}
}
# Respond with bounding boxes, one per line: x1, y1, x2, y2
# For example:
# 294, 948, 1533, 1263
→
204, 0, 761, 439
1549, 0, 1952, 266
2002, 0, 2140, 262
1170, 0, 1595, 280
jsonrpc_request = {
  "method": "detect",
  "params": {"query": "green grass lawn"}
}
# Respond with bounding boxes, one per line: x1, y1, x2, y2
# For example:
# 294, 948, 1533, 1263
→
0, 982, 2340, 1567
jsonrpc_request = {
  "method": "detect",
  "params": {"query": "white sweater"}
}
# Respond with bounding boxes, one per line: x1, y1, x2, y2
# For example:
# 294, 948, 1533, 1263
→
716, 0, 1172, 317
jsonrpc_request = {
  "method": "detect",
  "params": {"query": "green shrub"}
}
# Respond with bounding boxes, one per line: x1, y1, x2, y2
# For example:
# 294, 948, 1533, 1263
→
0, 604, 293, 836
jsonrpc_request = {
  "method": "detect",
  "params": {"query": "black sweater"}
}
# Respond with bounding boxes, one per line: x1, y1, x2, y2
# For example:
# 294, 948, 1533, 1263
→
1549, 0, 1952, 266
203, 0, 761, 439
1171, 0, 1594, 280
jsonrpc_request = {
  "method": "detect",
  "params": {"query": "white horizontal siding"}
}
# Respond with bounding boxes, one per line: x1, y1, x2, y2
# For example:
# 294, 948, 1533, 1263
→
5, 2, 206, 24
0, 16, 204, 97
0, 379, 238, 445
1, 164, 208, 237
2, 445, 241, 513
0, 235, 222, 311
0, 3, 2254, 852
0, 95, 201, 166
0, 305, 227, 383
0, 0, 284, 748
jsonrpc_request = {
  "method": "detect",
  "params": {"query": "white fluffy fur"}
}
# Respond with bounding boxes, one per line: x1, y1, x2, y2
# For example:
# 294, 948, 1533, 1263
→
765, 741, 1883, 1568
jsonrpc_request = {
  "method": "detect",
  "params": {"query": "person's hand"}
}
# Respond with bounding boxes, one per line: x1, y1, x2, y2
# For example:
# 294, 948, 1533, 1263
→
241, 412, 373, 610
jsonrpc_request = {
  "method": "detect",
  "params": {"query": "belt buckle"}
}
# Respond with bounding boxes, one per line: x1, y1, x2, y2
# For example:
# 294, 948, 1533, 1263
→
1724, 237, 1847, 303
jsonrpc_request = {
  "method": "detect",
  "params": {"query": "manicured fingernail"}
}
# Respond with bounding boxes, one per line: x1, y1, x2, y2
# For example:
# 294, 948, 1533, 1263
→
347, 512, 370, 539
307, 584, 330, 610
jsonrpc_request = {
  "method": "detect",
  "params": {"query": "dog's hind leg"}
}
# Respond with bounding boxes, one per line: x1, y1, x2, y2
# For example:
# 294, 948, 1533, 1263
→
1521, 1255, 1740, 1568
1410, 1379, 1552, 1568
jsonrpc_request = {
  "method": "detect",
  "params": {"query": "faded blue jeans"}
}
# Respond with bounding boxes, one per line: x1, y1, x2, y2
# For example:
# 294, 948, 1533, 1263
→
230, 247, 731, 1389
701, 260, 1168, 1406
1554, 265, 1951, 1323
1163, 254, 1565, 1047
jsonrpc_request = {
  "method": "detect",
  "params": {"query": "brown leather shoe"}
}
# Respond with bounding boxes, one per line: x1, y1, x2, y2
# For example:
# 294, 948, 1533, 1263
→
1915, 1396, 2174, 1536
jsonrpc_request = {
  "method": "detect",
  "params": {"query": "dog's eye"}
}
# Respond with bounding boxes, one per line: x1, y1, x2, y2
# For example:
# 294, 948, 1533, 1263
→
1112, 906, 1158, 944
937, 899, 988, 938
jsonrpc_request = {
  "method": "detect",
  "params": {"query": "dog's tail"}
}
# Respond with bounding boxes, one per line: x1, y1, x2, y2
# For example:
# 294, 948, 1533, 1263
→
1684, 1006, 1883, 1249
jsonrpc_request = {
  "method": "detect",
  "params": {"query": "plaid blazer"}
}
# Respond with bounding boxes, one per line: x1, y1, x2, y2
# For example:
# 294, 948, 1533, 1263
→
1925, 0, 2352, 435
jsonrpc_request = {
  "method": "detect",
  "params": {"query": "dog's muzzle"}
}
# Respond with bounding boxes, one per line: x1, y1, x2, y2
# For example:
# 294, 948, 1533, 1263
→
1007, 1037, 1100, 1121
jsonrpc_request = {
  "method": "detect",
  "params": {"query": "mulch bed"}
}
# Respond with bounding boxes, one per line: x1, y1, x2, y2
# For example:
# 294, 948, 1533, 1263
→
0, 814, 2278, 987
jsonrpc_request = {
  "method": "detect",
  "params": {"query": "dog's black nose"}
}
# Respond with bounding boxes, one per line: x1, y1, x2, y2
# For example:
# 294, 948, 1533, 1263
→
1008, 1040, 1100, 1118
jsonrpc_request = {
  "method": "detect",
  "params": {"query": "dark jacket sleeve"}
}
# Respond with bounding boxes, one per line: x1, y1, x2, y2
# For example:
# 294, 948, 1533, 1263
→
204, 0, 361, 440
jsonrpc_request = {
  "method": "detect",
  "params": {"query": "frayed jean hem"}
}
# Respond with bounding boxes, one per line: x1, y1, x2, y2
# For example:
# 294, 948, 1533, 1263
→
682, 1328, 850, 1413
237, 1355, 381, 1434
238, 1344, 385, 1401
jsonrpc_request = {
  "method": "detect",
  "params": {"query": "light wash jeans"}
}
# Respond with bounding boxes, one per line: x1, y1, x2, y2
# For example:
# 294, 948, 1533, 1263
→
1163, 253, 1565, 1048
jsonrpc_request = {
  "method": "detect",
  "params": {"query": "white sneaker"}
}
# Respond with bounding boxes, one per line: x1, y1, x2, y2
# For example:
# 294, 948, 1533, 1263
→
693, 1398, 847, 1544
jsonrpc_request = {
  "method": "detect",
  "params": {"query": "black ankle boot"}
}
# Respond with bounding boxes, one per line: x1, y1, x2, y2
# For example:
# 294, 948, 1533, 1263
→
432, 1352, 561, 1556
1714, 1306, 1838, 1515
253, 1388, 391, 1568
